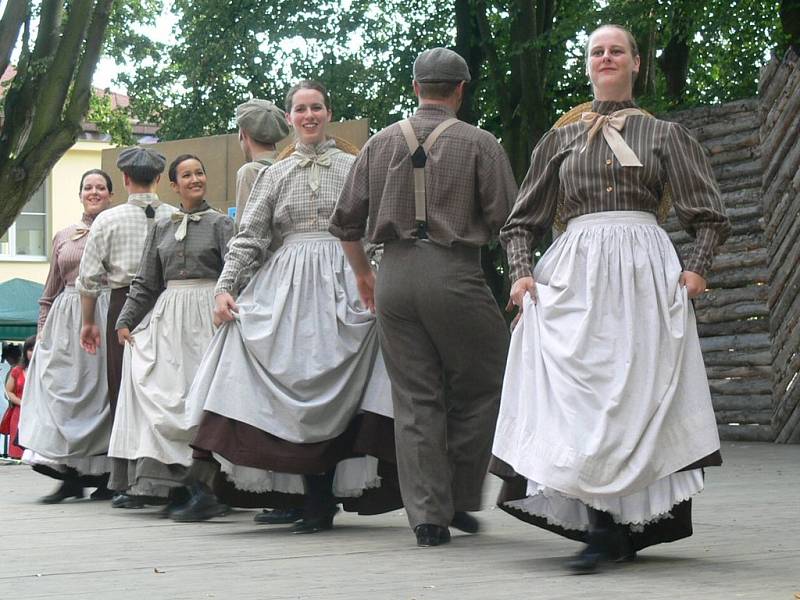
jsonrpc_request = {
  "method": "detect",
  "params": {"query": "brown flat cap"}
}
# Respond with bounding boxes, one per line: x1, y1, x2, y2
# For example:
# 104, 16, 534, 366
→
116, 146, 166, 179
413, 48, 471, 83
236, 99, 290, 144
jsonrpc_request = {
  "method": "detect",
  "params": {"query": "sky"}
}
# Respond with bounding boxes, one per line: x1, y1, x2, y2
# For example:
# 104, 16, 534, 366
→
92, 2, 178, 93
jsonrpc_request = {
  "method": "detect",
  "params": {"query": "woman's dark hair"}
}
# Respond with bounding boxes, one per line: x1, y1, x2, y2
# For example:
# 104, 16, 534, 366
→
2, 343, 21, 365
168, 154, 206, 183
79, 169, 113, 194
284, 80, 331, 113
22, 335, 36, 369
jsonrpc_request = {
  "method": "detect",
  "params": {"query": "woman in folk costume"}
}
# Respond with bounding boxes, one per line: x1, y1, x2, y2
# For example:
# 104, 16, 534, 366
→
18, 170, 114, 502
174, 80, 400, 533
107, 155, 233, 510
492, 25, 731, 573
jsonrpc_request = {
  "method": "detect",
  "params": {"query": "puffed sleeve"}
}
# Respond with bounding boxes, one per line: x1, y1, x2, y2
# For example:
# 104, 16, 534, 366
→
216, 214, 235, 264
215, 166, 279, 296
500, 129, 565, 282
116, 222, 165, 331
663, 122, 731, 277
37, 231, 67, 332
329, 142, 370, 241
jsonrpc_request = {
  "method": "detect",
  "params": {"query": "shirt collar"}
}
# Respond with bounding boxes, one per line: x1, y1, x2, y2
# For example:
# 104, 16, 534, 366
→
179, 200, 211, 214
415, 104, 457, 118
81, 212, 99, 227
295, 138, 338, 157
127, 193, 162, 208
252, 150, 278, 162
591, 99, 637, 115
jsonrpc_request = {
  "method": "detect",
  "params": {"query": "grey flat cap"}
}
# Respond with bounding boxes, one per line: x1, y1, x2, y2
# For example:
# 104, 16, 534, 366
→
236, 99, 290, 144
116, 146, 166, 179
413, 48, 471, 83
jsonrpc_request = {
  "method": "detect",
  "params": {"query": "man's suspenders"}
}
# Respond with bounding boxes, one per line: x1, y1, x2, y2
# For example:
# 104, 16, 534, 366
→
398, 118, 459, 239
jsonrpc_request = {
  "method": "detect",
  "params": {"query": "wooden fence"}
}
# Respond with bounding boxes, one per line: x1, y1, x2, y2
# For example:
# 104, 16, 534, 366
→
659, 48, 800, 442
760, 48, 800, 443
663, 98, 772, 441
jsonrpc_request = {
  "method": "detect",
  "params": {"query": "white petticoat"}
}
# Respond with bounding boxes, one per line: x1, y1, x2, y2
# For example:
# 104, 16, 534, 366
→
493, 211, 720, 529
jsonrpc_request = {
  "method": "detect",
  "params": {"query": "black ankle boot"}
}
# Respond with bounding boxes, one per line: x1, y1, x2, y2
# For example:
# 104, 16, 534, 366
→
40, 479, 84, 504
292, 470, 337, 534
566, 509, 634, 574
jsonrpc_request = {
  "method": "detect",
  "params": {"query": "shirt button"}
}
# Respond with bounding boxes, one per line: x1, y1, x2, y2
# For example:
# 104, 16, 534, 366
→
606, 186, 613, 192
606, 159, 612, 165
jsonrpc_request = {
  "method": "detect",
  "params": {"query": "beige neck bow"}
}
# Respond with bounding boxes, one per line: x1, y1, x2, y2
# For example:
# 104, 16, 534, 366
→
293, 146, 341, 193
70, 225, 90, 241
171, 208, 217, 241
580, 108, 647, 167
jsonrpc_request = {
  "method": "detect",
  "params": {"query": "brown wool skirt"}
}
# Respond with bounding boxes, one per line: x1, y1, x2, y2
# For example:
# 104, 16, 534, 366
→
106, 287, 129, 418
192, 411, 402, 514
490, 450, 722, 552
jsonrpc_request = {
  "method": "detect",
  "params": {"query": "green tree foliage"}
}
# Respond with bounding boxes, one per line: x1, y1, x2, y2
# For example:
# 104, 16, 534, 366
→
87, 90, 136, 146
114, 0, 783, 310
0, 0, 160, 236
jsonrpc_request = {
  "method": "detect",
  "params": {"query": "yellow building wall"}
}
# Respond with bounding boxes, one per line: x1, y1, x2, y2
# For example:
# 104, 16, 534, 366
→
0, 139, 113, 284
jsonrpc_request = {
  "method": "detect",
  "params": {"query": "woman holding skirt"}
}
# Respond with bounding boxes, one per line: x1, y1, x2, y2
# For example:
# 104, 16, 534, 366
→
174, 80, 400, 533
108, 154, 233, 510
492, 24, 731, 573
19, 170, 113, 502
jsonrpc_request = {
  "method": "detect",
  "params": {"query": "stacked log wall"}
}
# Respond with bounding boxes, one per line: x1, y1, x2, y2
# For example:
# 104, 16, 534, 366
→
759, 48, 800, 443
662, 98, 773, 441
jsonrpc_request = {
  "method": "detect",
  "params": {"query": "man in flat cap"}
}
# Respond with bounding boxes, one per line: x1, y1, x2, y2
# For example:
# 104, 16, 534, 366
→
330, 47, 518, 547
78, 147, 177, 463
234, 98, 290, 228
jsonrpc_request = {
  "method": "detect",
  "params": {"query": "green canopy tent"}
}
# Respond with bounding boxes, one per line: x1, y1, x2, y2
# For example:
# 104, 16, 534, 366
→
0, 278, 44, 341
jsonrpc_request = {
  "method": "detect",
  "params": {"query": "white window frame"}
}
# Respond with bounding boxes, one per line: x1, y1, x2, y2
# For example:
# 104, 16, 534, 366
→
0, 177, 50, 262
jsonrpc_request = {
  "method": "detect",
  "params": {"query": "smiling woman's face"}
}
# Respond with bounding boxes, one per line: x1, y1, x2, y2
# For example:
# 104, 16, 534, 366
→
80, 174, 112, 216
286, 88, 332, 146
170, 158, 206, 204
587, 26, 640, 100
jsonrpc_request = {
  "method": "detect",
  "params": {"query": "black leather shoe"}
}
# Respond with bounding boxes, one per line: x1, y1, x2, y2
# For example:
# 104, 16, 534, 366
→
254, 507, 304, 525
450, 511, 480, 534
170, 487, 230, 522
111, 493, 147, 509
89, 486, 115, 501
40, 480, 84, 504
414, 524, 451, 547
290, 508, 337, 534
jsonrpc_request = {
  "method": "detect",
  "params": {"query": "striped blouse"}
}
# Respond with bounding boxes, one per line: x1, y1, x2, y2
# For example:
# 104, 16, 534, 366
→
501, 99, 731, 282
38, 213, 99, 331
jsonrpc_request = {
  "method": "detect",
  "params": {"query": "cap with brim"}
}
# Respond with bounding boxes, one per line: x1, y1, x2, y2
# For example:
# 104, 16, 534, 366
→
413, 48, 471, 83
116, 146, 166, 179
236, 99, 290, 144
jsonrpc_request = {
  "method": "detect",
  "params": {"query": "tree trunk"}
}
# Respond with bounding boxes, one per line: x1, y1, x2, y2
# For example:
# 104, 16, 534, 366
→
658, 5, 694, 104
0, 0, 114, 236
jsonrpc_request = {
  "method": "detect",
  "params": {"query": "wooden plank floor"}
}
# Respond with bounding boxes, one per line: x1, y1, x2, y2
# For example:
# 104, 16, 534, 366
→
1, 441, 798, 600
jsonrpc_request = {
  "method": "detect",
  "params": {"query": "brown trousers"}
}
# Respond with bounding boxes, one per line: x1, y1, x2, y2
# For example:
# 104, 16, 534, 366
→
107, 287, 129, 420
375, 240, 509, 529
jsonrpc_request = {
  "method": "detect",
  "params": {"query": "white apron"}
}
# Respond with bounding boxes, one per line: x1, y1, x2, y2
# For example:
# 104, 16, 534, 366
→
493, 211, 719, 528
108, 279, 216, 466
